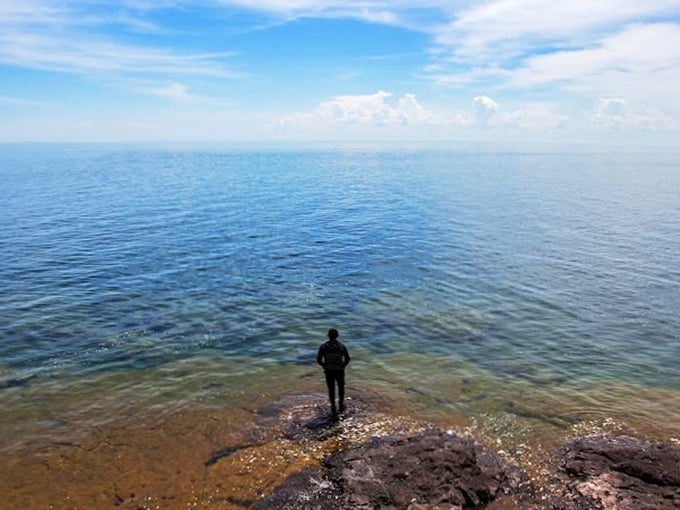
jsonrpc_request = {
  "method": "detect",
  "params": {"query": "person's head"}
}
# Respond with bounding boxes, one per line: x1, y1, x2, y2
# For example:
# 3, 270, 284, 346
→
328, 328, 339, 341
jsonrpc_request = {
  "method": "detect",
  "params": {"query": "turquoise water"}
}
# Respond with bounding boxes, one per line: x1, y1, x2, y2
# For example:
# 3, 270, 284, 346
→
1, 145, 679, 444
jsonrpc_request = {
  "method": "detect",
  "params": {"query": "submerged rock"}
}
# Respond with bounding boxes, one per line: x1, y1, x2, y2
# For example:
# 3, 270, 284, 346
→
252, 389, 416, 445
0, 373, 37, 390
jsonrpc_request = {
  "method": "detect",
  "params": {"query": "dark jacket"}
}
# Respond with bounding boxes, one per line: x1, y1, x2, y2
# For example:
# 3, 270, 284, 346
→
317, 340, 350, 371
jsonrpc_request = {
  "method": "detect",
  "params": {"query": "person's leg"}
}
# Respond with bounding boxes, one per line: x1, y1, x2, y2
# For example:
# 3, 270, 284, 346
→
324, 370, 337, 413
337, 370, 345, 412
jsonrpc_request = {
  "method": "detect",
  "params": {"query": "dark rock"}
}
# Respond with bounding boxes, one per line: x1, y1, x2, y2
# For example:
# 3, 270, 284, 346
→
251, 467, 339, 510
204, 443, 256, 466
552, 435, 680, 510
254, 429, 523, 509
146, 321, 176, 334
215, 391, 680, 510
505, 401, 578, 430
326, 429, 522, 509
0, 374, 37, 390
225, 496, 256, 508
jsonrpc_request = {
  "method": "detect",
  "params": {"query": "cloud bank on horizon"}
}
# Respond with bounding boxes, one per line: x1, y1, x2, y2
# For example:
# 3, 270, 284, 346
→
1, 0, 679, 145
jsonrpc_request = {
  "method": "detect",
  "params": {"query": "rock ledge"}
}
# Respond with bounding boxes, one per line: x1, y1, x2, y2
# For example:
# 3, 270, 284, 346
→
253, 428, 523, 509
551, 435, 680, 510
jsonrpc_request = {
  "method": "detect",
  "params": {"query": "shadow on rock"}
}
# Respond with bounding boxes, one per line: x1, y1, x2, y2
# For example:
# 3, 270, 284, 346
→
204, 389, 410, 470
254, 389, 396, 443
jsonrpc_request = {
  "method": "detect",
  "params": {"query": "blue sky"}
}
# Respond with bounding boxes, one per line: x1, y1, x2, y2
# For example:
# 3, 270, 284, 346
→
1, 1, 679, 145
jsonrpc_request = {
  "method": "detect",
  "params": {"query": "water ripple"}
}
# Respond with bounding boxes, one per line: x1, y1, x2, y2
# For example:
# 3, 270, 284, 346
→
1, 147, 679, 437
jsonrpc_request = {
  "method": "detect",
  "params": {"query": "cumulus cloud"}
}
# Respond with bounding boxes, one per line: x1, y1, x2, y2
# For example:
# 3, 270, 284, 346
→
280, 90, 440, 127
473, 95, 498, 124
316, 90, 399, 124
502, 103, 570, 130
397, 93, 437, 124
588, 97, 676, 130
283, 91, 585, 134
593, 98, 627, 121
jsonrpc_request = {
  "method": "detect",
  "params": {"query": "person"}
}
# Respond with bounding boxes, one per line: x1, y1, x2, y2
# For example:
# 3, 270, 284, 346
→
316, 328, 350, 415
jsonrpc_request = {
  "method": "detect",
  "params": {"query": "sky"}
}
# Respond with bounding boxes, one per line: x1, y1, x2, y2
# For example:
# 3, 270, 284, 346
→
1, 0, 680, 146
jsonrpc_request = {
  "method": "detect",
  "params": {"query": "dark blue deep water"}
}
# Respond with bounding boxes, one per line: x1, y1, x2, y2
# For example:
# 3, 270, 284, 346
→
1, 144, 679, 442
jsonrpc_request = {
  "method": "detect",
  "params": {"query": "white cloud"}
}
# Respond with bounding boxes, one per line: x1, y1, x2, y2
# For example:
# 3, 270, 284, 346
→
594, 98, 627, 121
0, 1, 62, 24
427, 3, 680, 86
428, 68, 489, 88
281, 90, 441, 127
500, 23, 680, 122
426, 3, 680, 132
473, 95, 498, 124
211, 0, 448, 27
509, 23, 680, 88
502, 103, 570, 130
0, 30, 235, 77
397, 94, 437, 125
2, 1, 678, 144
470, 96, 676, 134
0, 94, 47, 106
435, 0, 680, 62
0, 1, 238, 78
131, 80, 234, 106
138, 82, 196, 101
317, 90, 399, 124
587, 97, 677, 130
281, 91, 668, 137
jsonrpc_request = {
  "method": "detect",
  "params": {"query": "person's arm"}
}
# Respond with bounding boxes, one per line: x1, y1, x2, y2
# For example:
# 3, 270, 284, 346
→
343, 346, 351, 367
317, 346, 325, 367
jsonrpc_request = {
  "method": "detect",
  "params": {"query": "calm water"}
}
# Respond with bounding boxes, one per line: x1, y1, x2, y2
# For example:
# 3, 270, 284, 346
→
1, 144, 679, 449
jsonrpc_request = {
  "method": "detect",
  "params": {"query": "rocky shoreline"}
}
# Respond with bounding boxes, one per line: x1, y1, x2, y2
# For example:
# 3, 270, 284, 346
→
204, 391, 680, 510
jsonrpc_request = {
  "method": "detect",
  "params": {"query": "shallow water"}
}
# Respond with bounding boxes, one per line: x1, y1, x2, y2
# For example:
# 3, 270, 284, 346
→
1, 145, 679, 506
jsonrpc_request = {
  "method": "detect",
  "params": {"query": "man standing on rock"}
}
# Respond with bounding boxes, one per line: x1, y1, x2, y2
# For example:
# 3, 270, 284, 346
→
317, 328, 351, 415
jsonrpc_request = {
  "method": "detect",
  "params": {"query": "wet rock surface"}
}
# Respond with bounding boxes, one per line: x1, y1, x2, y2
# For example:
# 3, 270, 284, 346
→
326, 429, 523, 509
254, 432, 680, 510
207, 392, 680, 510
253, 429, 523, 509
548, 435, 680, 510
254, 390, 373, 441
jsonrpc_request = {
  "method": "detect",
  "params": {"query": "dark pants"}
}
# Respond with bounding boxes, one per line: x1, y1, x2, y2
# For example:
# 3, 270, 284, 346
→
324, 369, 345, 411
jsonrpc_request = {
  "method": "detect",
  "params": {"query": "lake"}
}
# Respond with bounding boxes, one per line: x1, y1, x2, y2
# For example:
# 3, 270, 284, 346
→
1, 144, 679, 506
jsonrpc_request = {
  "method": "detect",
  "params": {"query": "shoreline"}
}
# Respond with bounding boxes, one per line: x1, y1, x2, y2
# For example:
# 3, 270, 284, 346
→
2, 387, 679, 509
